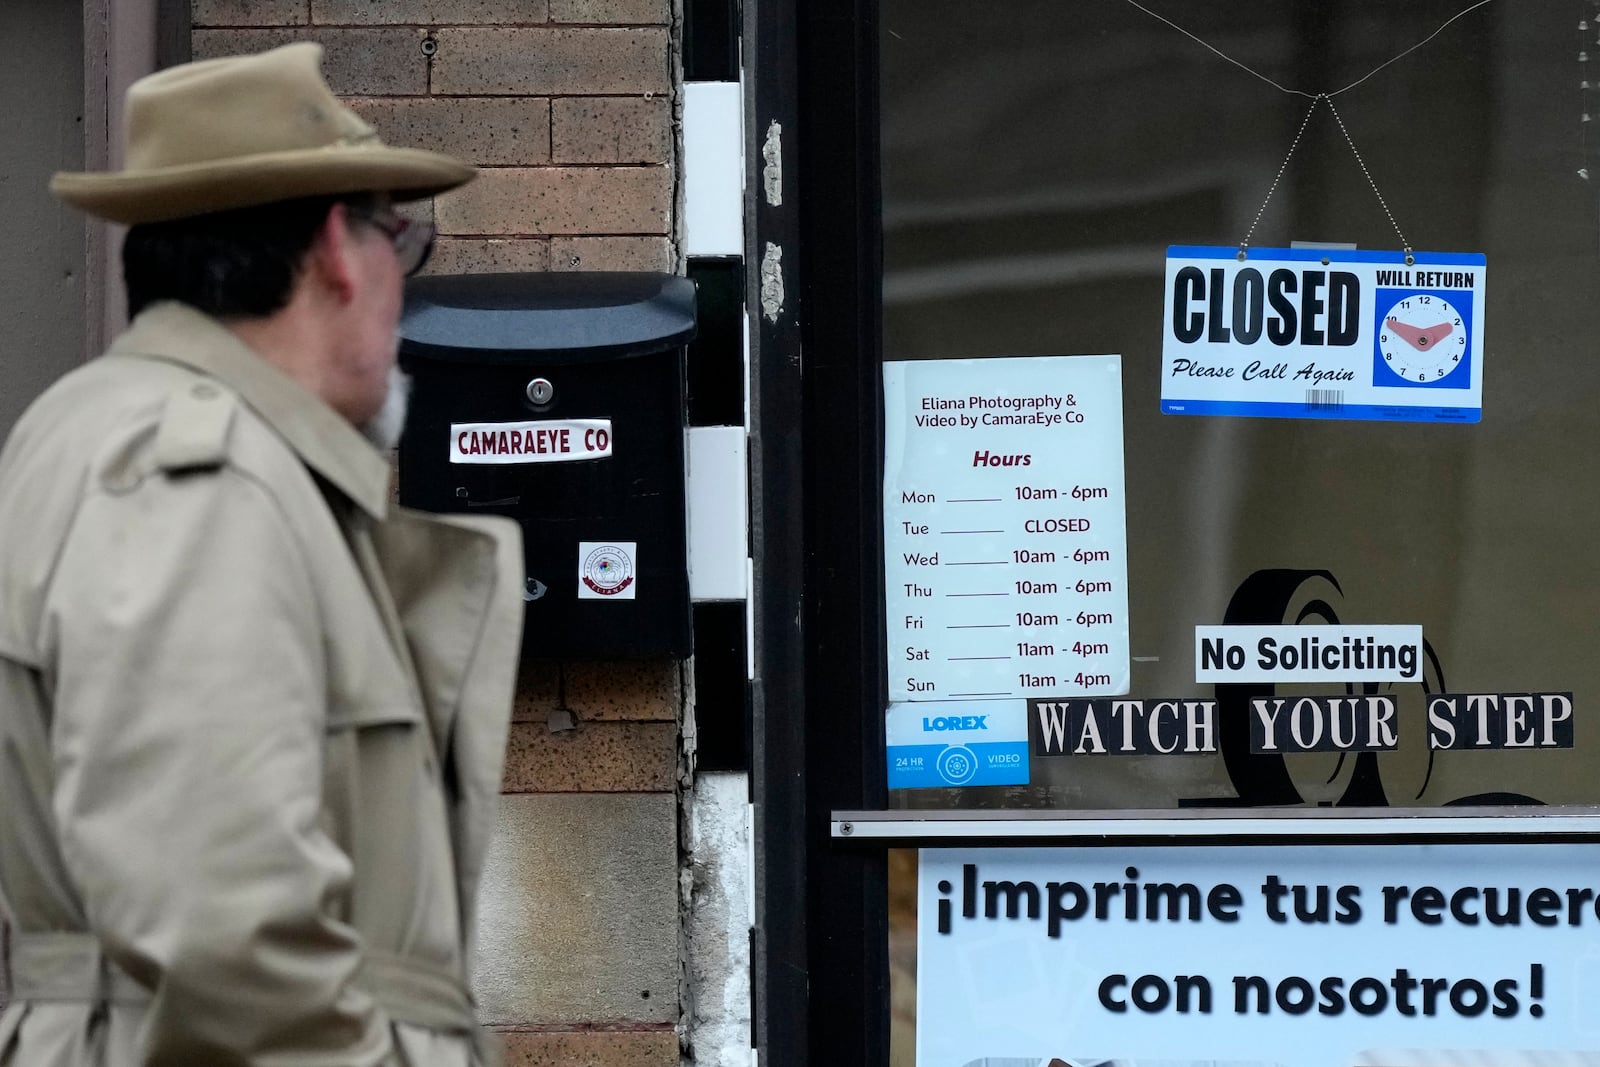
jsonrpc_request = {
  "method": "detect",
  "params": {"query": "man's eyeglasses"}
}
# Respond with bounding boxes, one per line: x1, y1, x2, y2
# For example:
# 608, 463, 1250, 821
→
348, 206, 435, 277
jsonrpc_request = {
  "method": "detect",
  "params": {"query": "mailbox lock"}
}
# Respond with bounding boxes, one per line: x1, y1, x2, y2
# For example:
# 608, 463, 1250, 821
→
525, 377, 555, 406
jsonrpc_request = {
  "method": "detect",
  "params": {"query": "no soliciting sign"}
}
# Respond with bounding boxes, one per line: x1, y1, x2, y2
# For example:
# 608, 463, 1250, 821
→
1161, 246, 1486, 423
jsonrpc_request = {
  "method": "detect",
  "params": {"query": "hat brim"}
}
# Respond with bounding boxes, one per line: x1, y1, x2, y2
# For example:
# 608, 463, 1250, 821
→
50, 145, 475, 225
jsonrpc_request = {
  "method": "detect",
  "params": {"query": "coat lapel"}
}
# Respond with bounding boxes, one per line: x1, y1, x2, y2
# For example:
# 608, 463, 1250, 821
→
366, 508, 524, 944
110, 302, 524, 943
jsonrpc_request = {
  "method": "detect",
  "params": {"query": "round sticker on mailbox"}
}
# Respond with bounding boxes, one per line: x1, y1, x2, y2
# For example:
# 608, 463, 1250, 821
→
578, 542, 637, 600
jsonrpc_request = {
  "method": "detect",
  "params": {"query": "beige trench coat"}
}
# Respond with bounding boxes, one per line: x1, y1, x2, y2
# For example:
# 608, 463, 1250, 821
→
0, 303, 523, 1066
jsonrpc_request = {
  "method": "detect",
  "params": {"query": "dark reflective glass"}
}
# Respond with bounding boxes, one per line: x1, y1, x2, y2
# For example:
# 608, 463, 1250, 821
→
881, 1, 1599, 812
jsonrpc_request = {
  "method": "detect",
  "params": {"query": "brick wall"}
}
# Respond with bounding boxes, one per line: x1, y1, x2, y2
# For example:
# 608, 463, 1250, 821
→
482, 660, 684, 1064
193, 0, 678, 275
191, 4, 686, 1064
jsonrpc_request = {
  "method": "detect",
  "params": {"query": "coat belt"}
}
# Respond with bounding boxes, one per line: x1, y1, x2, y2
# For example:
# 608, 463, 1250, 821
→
9, 933, 478, 1033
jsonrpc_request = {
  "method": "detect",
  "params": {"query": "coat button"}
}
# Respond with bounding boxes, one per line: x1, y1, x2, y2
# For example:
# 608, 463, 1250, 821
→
191, 383, 219, 400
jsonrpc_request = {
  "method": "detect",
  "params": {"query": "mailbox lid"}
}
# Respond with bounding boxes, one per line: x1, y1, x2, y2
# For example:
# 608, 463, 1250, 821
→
400, 271, 697, 365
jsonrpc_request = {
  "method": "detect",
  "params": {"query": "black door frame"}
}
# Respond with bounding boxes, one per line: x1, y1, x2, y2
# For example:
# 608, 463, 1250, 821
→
749, 0, 888, 1063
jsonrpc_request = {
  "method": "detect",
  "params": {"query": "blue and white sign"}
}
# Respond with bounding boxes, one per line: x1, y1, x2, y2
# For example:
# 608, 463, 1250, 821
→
886, 700, 1029, 790
919, 842, 1600, 1067
1161, 246, 1486, 423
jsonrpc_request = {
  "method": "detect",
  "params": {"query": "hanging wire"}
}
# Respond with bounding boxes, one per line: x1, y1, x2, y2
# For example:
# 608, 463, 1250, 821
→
1236, 95, 1413, 261
1238, 96, 1323, 255
1121, 0, 1500, 99
1327, 0, 1499, 97
1120, 0, 1493, 253
1119, 0, 1314, 98
1324, 97, 1414, 261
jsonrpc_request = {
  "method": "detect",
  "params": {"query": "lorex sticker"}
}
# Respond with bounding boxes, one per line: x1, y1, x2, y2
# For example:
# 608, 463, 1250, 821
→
885, 700, 1029, 789
450, 419, 613, 464
1161, 246, 1486, 423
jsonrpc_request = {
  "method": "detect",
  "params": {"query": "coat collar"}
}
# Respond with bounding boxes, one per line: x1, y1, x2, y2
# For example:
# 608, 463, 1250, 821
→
107, 301, 391, 520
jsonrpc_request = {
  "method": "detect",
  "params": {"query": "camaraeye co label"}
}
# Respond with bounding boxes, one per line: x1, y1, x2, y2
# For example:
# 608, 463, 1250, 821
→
450, 419, 613, 463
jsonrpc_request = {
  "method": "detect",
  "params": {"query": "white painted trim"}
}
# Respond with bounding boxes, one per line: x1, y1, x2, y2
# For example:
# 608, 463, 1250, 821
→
746, 801, 756, 928
744, 558, 755, 678
684, 81, 745, 257
742, 308, 751, 430
688, 426, 749, 601
684, 773, 754, 1066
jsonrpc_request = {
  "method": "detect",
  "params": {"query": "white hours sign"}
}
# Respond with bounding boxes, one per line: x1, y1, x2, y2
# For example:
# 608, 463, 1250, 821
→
882, 355, 1131, 704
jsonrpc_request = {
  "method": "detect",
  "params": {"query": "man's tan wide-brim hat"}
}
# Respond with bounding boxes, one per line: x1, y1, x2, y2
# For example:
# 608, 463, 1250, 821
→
51, 42, 474, 224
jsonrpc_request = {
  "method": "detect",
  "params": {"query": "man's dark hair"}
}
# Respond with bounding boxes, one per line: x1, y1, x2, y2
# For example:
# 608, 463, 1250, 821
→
122, 193, 375, 319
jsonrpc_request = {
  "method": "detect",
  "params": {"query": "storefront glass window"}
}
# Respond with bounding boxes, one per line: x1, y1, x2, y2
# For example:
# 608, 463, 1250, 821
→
881, 0, 1600, 814
880, 6, 1600, 1061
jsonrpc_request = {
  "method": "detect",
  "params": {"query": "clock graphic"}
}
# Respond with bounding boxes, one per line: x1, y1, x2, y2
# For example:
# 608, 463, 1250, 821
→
1373, 290, 1473, 388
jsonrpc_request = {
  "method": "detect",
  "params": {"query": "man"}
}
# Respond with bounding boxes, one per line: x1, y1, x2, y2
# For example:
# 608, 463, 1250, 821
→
0, 44, 523, 1065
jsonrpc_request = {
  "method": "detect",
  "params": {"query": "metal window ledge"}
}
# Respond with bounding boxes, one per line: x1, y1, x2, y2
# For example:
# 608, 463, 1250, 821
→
830, 807, 1600, 845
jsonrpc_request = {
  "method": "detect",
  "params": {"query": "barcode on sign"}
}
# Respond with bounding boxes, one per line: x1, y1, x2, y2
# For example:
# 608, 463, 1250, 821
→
1305, 389, 1344, 409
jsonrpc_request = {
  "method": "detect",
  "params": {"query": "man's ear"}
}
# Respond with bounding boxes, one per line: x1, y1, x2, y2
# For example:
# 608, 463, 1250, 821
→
306, 202, 361, 304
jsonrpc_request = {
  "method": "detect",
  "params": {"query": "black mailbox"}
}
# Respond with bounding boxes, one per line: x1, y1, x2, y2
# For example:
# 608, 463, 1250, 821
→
397, 271, 696, 659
